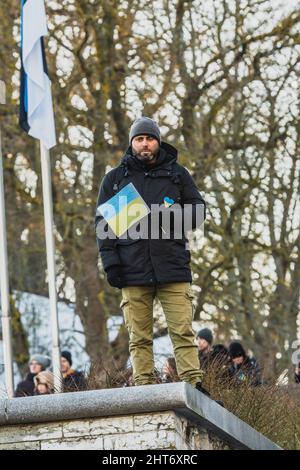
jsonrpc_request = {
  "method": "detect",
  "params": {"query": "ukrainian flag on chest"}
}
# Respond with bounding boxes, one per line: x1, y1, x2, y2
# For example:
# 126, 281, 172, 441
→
98, 183, 150, 238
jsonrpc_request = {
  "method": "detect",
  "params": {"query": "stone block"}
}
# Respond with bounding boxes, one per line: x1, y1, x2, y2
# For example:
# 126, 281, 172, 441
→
63, 419, 90, 438
90, 415, 134, 436
103, 430, 178, 450
0, 422, 62, 444
41, 436, 103, 450
134, 411, 175, 432
0, 441, 40, 450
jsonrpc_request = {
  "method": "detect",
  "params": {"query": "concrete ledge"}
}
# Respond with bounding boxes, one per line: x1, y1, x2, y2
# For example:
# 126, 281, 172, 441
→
0, 383, 280, 450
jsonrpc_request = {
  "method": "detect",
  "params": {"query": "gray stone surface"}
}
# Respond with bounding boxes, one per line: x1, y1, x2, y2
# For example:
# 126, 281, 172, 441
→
0, 383, 281, 450
0, 422, 62, 444
3, 384, 185, 425
0, 441, 41, 450
0, 411, 213, 450
182, 384, 280, 450
133, 412, 175, 432
90, 415, 134, 435
102, 430, 178, 450
0, 399, 8, 425
41, 436, 104, 450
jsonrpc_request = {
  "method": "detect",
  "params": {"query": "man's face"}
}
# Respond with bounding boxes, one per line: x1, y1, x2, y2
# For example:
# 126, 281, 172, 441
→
131, 135, 160, 164
29, 361, 43, 374
61, 357, 71, 373
196, 338, 210, 352
232, 356, 244, 365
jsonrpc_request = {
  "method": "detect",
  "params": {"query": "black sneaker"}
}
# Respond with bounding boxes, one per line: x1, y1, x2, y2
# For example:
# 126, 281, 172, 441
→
195, 382, 210, 396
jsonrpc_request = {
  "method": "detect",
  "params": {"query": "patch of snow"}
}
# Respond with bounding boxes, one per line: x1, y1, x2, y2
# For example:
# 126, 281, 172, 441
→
0, 291, 175, 397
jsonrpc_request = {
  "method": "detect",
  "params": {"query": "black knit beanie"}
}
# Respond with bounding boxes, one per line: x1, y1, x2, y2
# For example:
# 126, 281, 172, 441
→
61, 350, 72, 366
129, 117, 161, 144
228, 341, 246, 359
196, 328, 213, 345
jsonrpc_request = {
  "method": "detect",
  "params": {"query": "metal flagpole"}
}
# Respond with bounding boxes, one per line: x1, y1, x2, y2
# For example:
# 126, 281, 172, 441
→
20, 0, 60, 391
40, 143, 61, 392
0, 80, 14, 398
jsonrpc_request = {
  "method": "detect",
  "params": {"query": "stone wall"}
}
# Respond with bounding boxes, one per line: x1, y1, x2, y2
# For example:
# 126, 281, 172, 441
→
0, 383, 280, 450
0, 411, 230, 450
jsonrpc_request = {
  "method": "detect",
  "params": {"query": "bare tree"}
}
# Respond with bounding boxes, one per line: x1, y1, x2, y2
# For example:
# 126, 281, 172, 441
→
0, 0, 299, 381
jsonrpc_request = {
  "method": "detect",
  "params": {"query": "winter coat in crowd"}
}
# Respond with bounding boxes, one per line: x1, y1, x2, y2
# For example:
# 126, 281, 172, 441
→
198, 349, 211, 371
15, 373, 36, 397
198, 345, 231, 384
95, 142, 206, 287
62, 369, 86, 392
228, 356, 262, 387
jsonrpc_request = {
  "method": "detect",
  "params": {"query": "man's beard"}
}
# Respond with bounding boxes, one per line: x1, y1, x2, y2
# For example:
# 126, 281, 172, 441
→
132, 148, 159, 164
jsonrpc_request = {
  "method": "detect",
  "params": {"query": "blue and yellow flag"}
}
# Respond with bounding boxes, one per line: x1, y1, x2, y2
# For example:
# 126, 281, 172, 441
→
98, 183, 150, 238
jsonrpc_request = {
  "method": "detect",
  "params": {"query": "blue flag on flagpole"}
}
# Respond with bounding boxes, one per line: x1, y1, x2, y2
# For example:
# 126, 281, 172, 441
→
19, 0, 56, 149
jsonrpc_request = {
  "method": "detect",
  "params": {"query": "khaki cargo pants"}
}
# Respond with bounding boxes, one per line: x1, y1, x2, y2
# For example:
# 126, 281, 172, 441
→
120, 282, 203, 386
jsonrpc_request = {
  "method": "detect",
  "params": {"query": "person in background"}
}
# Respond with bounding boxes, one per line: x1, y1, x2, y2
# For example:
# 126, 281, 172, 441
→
34, 371, 55, 395
119, 367, 135, 387
228, 341, 262, 387
196, 328, 213, 370
161, 357, 179, 383
61, 350, 86, 392
210, 344, 229, 363
15, 354, 51, 397
208, 344, 231, 384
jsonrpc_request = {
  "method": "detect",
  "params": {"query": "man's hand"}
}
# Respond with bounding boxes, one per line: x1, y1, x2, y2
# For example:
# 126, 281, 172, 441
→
106, 265, 123, 288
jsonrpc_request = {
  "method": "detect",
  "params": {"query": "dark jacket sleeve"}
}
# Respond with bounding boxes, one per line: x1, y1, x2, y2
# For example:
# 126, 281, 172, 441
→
95, 170, 121, 271
250, 358, 262, 386
180, 167, 206, 230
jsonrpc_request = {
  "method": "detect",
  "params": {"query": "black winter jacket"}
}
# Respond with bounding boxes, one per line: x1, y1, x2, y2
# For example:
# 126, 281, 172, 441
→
228, 356, 262, 387
95, 142, 206, 287
15, 373, 36, 397
62, 370, 86, 393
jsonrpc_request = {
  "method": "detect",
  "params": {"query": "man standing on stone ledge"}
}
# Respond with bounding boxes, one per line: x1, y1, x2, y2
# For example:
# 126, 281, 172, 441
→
95, 117, 206, 392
